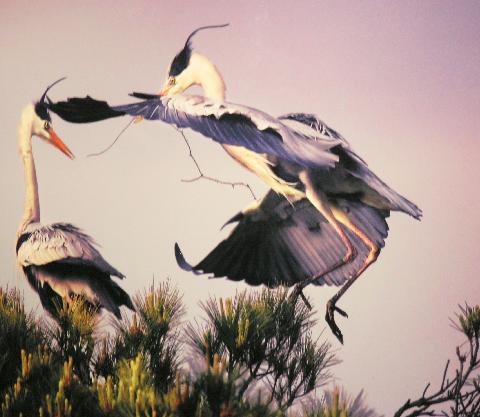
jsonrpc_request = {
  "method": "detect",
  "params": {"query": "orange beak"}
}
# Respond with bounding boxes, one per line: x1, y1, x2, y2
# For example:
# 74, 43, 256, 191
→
159, 82, 172, 97
47, 128, 75, 159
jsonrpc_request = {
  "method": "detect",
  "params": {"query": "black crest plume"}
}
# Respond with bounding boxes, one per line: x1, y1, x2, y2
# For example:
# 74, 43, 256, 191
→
34, 77, 67, 122
168, 23, 230, 77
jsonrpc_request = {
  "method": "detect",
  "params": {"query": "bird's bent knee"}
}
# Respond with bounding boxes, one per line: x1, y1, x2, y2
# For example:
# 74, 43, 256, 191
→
366, 246, 379, 263
343, 244, 357, 264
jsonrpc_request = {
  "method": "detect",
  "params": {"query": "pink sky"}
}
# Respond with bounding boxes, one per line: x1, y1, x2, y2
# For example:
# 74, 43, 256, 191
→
1, 1, 479, 414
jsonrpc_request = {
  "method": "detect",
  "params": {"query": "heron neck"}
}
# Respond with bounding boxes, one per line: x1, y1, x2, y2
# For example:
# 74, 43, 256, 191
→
18, 106, 40, 235
201, 75, 225, 101
190, 53, 226, 101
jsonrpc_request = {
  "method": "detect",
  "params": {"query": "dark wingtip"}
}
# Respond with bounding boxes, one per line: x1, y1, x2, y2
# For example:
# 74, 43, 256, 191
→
129, 91, 160, 100
174, 243, 194, 272
220, 212, 244, 230
124, 296, 136, 313
48, 95, 125, 123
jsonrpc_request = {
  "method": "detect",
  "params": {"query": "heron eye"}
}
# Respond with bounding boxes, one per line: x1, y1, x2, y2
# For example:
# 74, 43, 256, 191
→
43, 121, 50, 130
169, 77, 176, 86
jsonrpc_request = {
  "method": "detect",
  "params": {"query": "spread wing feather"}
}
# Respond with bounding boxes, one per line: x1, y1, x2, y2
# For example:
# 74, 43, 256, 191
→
176, 191, 389, 287
49, 94, 343, 169
49, 96, 421, 217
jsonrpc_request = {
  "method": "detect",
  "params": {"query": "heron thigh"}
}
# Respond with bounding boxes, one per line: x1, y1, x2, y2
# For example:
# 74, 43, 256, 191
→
330, 204, 379, 269
299, 170, 355, 263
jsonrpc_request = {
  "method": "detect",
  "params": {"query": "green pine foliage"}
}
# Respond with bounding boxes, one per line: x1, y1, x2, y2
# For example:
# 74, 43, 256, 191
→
94, 282, 184, 393
0, 288, 44, 393
1, 283, 478, 417
1, 284, 324, 417
186, 290, 337, 410
304, 387, 379, 417
47, 297, 97, 384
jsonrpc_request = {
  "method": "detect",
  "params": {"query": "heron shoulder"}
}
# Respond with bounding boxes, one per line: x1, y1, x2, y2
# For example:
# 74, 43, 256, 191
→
16, 222, 123, 278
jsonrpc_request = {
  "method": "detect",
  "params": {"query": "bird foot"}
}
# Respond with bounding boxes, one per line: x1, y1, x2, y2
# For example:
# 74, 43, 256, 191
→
289, 285, 312, 310
325, 299, 348, 344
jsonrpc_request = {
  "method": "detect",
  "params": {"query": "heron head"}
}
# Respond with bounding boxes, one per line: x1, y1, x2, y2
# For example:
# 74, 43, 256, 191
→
160, 23, 229, 97
31, 78, 74, 159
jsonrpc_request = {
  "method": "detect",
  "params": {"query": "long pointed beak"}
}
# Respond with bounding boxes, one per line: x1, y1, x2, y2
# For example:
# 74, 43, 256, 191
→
159, 83, 171, 97
47, 128, 75, 159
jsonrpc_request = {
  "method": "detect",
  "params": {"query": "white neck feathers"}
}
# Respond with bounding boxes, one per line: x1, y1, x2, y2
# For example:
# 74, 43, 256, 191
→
17, 105, 40, 234
188, 52, 226, 101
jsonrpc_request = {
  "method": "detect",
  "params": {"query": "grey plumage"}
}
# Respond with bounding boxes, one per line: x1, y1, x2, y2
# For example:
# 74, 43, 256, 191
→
50, 94, 343, 168
45, 36, 422, 342
17, 88, 134, 322
49, 94, 422, 219
176, 190, 389, 288
278, 113, 422, 219
17, 222, 134, 319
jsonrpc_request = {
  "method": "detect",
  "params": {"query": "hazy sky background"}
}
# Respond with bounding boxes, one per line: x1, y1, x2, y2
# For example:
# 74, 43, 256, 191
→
1, 1, 479, 414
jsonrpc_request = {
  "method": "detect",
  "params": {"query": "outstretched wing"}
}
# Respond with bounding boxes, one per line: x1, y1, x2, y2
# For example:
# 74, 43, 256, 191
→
47, 95, 125, 123
176, 191, 389, 287
48, 94, 343, 169
280, 112, 422, 219
17, 222, 124, 278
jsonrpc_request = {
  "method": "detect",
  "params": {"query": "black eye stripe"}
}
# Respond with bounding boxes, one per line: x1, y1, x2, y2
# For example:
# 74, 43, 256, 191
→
169, 46, 191, 77
34, 102, 52, 123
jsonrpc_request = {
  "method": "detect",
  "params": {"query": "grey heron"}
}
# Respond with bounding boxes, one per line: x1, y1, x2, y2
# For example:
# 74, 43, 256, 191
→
16, 80, 134, 320
47, 25, 422, 342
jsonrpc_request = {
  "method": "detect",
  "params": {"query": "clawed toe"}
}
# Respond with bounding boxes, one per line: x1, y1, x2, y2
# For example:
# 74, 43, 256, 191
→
290, 285, 312, 310
334, 304, 348, 318
325, 299, 348, 344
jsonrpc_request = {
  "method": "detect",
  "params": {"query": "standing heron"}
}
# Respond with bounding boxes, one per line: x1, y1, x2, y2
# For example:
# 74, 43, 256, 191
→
16, 80, 134, 319
47, 25, 421, 342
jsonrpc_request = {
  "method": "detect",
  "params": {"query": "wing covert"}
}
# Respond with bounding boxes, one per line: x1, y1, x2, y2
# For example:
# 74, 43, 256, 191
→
17, 223, 124, 278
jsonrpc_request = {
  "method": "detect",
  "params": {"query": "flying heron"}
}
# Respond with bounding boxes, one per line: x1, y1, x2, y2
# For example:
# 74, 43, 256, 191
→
47, 25, 422, 342
16, 79, 134, 319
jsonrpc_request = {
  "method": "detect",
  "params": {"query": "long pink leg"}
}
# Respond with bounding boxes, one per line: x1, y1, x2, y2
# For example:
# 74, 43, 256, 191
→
323, 205, 379, 343
294, 171, 378, 343
291, 172, 357, 323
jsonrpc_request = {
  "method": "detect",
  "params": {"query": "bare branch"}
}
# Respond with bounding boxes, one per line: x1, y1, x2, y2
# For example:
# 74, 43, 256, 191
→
394, 304, 480, 417
441, 360, 450, 390
422, 383, 431, 398
87, 117, 136, 157
174, 127, 257, 200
